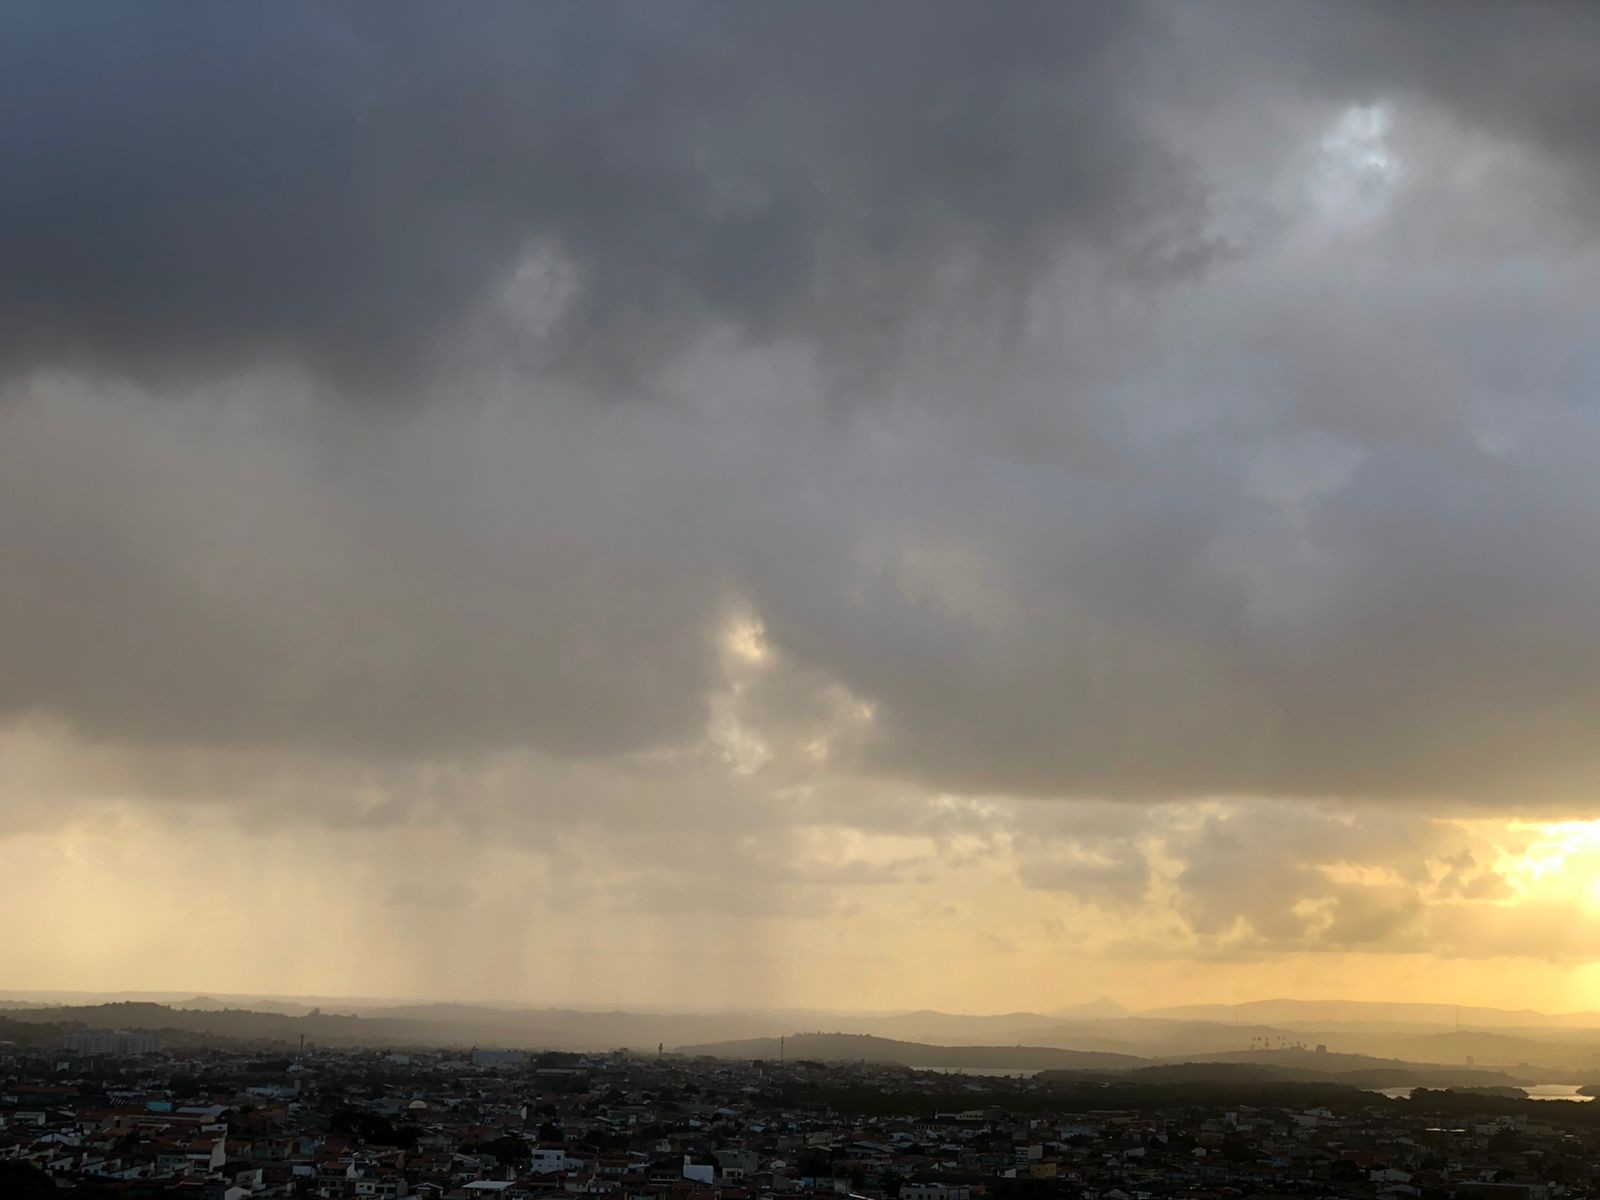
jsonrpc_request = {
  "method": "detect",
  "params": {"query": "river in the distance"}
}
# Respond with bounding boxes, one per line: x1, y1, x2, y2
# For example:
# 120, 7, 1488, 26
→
918, 1071, 1596, 1096
1372, 1083, 1593, 1102
920, 1066, 1036, 1077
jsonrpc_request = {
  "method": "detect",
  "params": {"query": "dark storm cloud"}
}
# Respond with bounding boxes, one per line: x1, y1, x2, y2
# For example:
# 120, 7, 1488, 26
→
10, 1, 1600, 816
1236, 0, 1600, 158
0, 1, 1192, 388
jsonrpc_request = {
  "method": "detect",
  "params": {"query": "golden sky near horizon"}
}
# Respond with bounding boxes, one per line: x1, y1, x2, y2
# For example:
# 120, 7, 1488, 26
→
10, 704, 1600, 1013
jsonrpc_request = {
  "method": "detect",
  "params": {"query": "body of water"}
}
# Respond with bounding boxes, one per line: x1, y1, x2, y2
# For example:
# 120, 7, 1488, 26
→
912, 1072, 1599, 1097
920, 1065, 1035, 1077
1372, 1083, 1592, 1102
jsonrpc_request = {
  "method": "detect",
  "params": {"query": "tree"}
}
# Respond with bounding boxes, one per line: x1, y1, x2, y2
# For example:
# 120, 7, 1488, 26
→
478, 1134, 532, 1164
167, 1072, 202, 1098
1329, 1158, 1363, 1182
0, 1163, 55, 1200
329, 1108, 417, 1148
1490, 1130, 1521, 1155
796, 1148, 834, 1178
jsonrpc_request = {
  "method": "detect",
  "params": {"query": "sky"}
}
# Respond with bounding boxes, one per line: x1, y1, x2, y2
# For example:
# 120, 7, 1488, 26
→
7, 1, 1600, 1013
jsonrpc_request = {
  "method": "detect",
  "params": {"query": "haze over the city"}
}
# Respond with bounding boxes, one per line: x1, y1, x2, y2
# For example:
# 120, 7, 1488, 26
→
8, 1, 1600, 1016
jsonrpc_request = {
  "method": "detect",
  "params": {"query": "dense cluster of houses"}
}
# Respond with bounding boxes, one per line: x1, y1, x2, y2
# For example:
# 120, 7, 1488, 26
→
3, 1039, 1597, 1199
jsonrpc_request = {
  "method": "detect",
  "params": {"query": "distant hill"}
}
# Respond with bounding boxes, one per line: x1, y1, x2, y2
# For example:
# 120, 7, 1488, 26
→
1, 1001, 794, 1052
1047, 998, 1130, 1019
676, 1032, 1144, 1071
0, 1001, 556, 1050
1182, 1052, 1534, 1087
10, 994, 1600, 1074
1142, 998, 1600, 1031
680, 1032, 1535, 1089
1041, 1059, 1526, 1089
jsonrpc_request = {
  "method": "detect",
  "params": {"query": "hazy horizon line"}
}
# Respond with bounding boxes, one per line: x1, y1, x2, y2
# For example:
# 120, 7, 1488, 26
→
5, 988, 1598, 1021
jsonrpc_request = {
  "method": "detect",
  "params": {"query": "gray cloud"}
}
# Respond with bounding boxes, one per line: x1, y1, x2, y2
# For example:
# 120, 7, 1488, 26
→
995, 800, 1590, 963
9, 1, 1600, 827
0, 1, 1194, 390
1148, 804, 1562, 959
